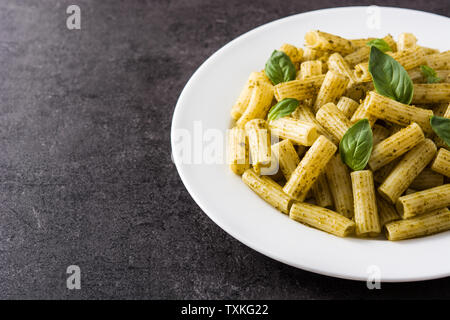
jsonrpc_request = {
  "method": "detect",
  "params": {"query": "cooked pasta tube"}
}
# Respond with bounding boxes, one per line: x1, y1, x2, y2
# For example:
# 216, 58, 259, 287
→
377, 196, 400, 227
305, 30, 354, 54
410, 168, 444, 190
350, 37, 375, 48
365, 91, 434, 134
291, 103, 338, 144
311, 173, 334, 208
298, 60, 322, 79
271, 139, 300, 180
354, 62, 371, 82
396, 184, 450, 219
411, 83, 450, 104
351, 170, 380, 237
236, 81, 274, 128
242, 169, 293, 214
227, 127, 250, 175
269, 117, 319, 146
273, 75, 325, 101
372, 124, 390, 146
313, 71, 349, 112
230, 72, 270, 120
378, 139, 437, 203
419, 46, 440, 55
344, 46, 370, 66
387, 48, 425, 70
397, 33, 417, 51
279, 43, 303, 66
245, 119, 271, 174
316, 102, 352, 141
289, 202, 355, 237
327, 52, 357, 83
350, 96, 377, 127
283, 136, 337, 201
325, 154, 354, 218
368, 122, 425, 171
336, 96, 359, 119
431, 148, 450, 178
424, 50, 450, 70
385, 208, 450, 241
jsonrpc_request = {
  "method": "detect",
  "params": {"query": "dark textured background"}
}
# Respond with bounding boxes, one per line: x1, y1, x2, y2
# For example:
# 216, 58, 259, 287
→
0, 0, 449, 299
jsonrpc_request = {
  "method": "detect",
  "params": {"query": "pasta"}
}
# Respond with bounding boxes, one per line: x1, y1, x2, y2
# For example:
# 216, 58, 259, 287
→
378, 139, 437, 204
228, 30, 450, 240
289, 202, 355, 237
351, 170, 380, 237
431, 148, 450, 178
396, 184, 450, 219
283, 135, 336, 201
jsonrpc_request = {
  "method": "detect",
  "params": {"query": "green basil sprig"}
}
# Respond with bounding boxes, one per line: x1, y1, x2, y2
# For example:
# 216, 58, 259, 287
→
368, 46, 414, 104
420, 65, 441, 84
430, 115, 450, 147
264, 50, 296, 85
339, 119, 373, 171
367, 39, 392, 52
267, 98, 299, 121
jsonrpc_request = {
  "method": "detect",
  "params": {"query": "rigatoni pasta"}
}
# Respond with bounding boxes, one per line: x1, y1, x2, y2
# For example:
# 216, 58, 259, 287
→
228, 30, 450, 241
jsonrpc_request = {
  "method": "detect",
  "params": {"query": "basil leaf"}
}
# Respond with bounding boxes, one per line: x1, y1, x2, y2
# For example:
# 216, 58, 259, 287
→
420, 65, 441, 84
267, 98, 299, 121
430, 115, 450, 147
369, 46, 414, 104
367, 39, 392, 52
339, 119, 373, 171
264, 50, 296, 85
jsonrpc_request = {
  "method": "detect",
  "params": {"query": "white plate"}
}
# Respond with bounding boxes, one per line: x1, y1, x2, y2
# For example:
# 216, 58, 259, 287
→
171, 6, 450, 282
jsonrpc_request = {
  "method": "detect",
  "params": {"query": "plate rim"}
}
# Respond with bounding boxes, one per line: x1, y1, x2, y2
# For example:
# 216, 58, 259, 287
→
171, 6, 450, 282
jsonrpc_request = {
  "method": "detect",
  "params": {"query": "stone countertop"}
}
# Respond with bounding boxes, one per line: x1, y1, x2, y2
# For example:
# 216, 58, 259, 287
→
0, 0, 449, 299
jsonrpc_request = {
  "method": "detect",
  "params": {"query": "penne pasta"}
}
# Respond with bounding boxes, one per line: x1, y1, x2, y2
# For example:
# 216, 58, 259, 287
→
242, 169, 293, 214
424, 50, 450, 70
305, 30, 354, 54
411, 83, 450, 104
298, 60, 323, 79
385, 208, 450, 241
351, 170, 380, 237
316, 102, 352, 141
236, 80, 274, 128
365, 91, 434, 134
396, 184, 450, 219
325, 153, 354, 218
245, 119, 271, 175
378, 139, 437, 204
368, 122, 425, 171
387, 47, 425, 70
273, 75, 325, 101
431, 148, 450, 178
231, 72, 270, 120
336, 96, 359, 119
354, 62, 372, 83
313, 71, 349, 112
227, 127, 250, 175
327, 52, 357, 83
271, 139, 300, 180
350, 96, 377, 126
269, 117, 319, 146
289, 202, 355, 237
283, 135, 336, 201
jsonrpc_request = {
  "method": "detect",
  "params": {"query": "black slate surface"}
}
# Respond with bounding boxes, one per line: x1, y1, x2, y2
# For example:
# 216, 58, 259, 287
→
0, 0, 449, 299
